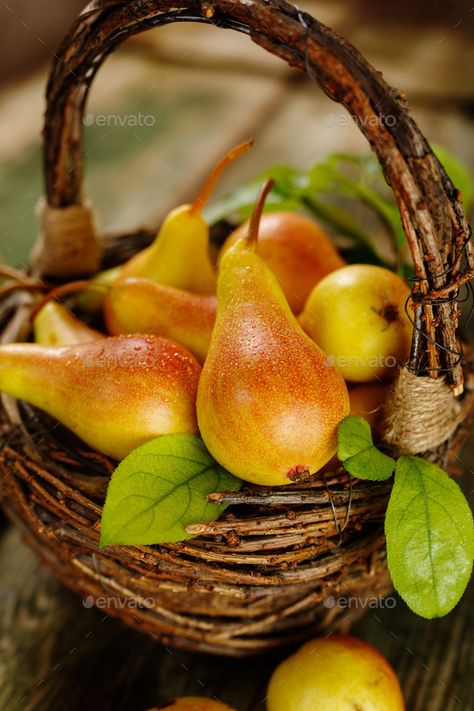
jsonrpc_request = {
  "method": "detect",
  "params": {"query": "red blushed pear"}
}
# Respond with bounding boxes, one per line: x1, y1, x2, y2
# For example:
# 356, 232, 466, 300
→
104, 277, 216, 364
0, 335, 201, 460
118, 139, 254, 295
221, 211, 345, 313
348, 381, 390, 434
152, 698, 236, 711
197, 180, 350, 487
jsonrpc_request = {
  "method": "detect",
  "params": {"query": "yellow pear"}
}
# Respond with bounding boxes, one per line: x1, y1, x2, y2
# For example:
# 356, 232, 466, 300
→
104, 277, 216, 363
0, 335, 201, 460
197, 181, 349, 486
33, 301, 104, 346
299, 264, 412, 382
119, 140, 253, 294
267, 635, 405, 711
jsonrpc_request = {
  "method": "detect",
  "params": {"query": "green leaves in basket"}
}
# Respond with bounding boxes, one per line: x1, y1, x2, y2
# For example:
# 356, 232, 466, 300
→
337, 415, 396, 481
204, 155, 393, 268
100, 434, 241, 547
205, 146, 473, 276
386, 456, 474, 618
337, 416, 474, 619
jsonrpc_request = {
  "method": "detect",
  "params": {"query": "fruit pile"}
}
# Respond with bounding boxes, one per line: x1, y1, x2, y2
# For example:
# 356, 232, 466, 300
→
0, 141, 411, 484
0, 141, 472, 620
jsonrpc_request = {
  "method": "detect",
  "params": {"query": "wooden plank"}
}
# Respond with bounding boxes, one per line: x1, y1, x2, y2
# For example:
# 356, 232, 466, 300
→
0, 524, 268, 711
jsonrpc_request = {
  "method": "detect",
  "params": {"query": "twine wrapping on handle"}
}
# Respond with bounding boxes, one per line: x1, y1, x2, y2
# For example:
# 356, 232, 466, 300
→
32, 199, 102, 278
382, 367, 463, 455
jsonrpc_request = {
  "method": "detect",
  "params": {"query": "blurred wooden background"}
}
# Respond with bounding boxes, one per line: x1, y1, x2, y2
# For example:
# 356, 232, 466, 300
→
0, 1, 473, 710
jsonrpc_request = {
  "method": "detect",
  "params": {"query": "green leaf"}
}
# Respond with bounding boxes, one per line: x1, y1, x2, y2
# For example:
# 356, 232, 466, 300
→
309, 155, 409, 274
302, 195, 386, 266
337, 415, 396, 481
386, 455, 474, 618
204, 183, 298, 225
100, 434, 242, 547
205, 146, 470, 277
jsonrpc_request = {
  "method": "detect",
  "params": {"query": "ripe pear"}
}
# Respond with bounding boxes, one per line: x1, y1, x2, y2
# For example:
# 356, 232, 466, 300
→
119, 139, 253, 294
322, 380, 390, 472
197, 181, 349, 486
267, 635, 405, 711
221, 211, 345, 313
0, 335, 200, 460
151, 698, 235, 711
348, 381, 390, 434
74, 265, 123, 315
104, 277, 216, 363
299, 264, 412, 382
34, 301, 104, 346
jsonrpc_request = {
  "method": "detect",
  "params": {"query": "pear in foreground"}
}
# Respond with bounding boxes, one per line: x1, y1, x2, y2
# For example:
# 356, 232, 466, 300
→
222, 211, 345, 313
197, 181, 349, 486
0, 335, 200, 460
267, 635, 405, 711
104, 277, 216, 363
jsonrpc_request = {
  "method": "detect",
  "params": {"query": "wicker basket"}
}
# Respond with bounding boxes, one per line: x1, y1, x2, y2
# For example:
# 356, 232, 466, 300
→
0, 0, 473, 657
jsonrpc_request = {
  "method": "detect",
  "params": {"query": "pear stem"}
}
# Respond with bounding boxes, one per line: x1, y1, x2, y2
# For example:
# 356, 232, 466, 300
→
190, 138, 254, 215
30, 280, 109, 321
246, 178, 275, 247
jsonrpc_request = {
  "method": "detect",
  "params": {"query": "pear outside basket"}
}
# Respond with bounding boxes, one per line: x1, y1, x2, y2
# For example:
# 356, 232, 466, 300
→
0, 0, 473, 657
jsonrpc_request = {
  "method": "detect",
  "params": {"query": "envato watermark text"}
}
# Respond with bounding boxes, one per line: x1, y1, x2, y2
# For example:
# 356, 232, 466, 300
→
83, 354, 160, 369
83, 595, 155, 610
84, 112, 156, 127
324, 595, 397, 609
326, 354, 397, 369
323, 113, 397, 128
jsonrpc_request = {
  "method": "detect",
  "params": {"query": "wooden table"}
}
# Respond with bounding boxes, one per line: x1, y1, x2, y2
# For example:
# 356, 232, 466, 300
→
0, 3, 473, 708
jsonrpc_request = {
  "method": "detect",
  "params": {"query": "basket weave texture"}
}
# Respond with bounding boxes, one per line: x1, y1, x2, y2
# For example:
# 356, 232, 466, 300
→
0, 0, 473, 656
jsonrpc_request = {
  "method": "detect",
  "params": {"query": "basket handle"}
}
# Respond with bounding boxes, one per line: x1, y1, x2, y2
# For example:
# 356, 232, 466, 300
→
38, 0, 472, 391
